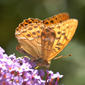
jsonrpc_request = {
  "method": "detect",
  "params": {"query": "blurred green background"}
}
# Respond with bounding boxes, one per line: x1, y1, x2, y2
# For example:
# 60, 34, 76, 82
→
0, 0, 85, 85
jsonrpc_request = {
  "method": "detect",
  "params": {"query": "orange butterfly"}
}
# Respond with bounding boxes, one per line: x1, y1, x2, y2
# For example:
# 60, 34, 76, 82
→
15, 13, 78, 67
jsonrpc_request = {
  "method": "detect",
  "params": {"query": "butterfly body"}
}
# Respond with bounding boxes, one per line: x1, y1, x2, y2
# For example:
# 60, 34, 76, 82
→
15, 13, 78, 67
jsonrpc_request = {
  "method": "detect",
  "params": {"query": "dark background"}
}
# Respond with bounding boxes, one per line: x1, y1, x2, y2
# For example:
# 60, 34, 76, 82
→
0, 0, 85, 85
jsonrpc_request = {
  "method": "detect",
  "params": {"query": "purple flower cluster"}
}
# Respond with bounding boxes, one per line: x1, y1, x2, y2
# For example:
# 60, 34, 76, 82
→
0, 47, 63, 85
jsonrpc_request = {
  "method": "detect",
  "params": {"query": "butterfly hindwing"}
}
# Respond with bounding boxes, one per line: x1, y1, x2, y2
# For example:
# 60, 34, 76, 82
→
15, 18, 44, 60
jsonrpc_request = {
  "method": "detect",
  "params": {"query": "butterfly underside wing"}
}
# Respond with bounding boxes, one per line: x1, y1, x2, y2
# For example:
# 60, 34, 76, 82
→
15, 13, 78, 67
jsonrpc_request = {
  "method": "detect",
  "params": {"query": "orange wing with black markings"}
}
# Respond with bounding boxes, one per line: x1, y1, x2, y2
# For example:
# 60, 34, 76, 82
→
15, 18, 43, 60
43, 13, 69, 25
46, 19, 78, 61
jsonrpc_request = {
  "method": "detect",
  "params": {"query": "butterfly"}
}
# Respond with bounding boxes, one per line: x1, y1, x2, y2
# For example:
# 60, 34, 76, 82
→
15, 13, 78, 67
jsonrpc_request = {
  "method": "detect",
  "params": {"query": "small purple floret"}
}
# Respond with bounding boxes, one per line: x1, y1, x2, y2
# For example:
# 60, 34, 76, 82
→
0, 47, 63, 85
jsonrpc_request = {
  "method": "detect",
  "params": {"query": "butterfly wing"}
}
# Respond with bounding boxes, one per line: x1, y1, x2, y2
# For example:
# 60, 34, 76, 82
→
46, 19, 78, 62
15, 18, 44, 60
43, 13, 69, 25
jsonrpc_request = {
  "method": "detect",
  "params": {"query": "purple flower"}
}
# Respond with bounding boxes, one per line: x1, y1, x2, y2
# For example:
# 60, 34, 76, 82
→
0, 47, 63, 85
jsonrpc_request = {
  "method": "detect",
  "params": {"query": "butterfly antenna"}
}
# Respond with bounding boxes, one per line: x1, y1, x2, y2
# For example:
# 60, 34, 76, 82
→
54, 54, 72, 60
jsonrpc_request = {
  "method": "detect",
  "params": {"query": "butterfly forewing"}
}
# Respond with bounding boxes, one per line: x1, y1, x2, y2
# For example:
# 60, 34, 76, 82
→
47, 19, 78, 61
43, 13, 69, 26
